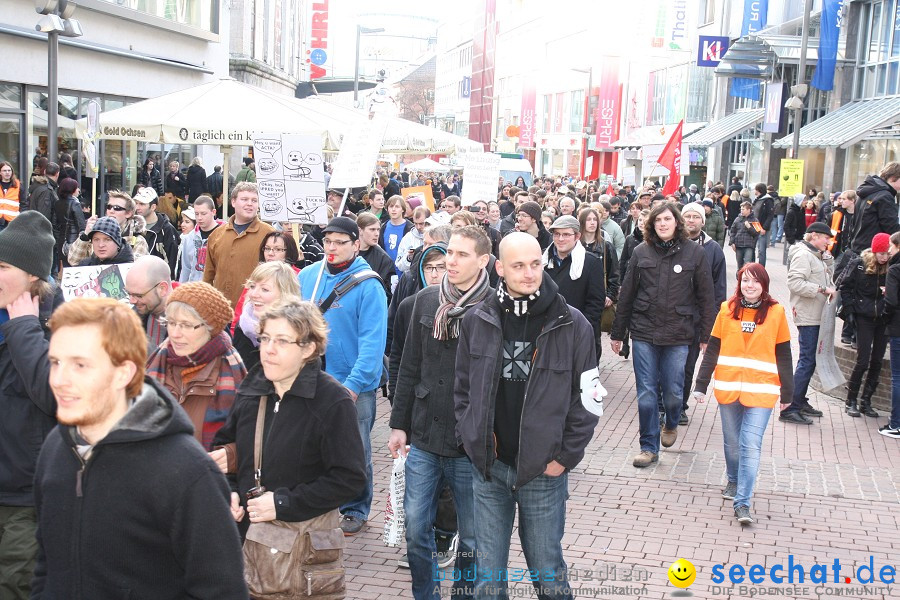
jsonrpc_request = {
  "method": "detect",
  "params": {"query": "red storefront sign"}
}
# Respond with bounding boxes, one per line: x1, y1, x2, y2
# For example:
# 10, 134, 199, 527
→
594, 59, 620, 150
519, 83, 537, 148
310, 0, 329, 79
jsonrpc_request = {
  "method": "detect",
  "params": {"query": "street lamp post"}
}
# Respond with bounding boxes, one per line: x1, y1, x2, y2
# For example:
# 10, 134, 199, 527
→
35, 0, 82, 163
354, 25, 386, 107
790, 0, 814, 159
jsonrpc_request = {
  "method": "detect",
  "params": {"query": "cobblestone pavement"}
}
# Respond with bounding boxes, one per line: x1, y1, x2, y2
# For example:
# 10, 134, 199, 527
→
344, 242, 900, 600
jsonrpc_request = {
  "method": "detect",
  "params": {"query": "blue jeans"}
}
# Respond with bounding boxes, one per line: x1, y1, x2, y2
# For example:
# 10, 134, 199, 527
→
719, 402, 772, 509
471, 460, 571, 600
772, 214, 785, 244
784, 325, 819, 413
890, 338, 900, 428
632, 340, 688, 454
405, 447, 475, 600
341, 390, 375, 520
756, 230, 770, 266
735, 246, 755, 270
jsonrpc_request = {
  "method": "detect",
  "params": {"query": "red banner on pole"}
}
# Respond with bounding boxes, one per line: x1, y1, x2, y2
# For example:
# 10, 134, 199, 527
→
519, 83, 537, 148
595, 59, 621, 150
658, 120, 684, 196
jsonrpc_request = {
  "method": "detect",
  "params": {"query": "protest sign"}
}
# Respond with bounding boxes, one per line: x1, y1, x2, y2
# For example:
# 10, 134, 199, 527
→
461, 153, 501, 207
60, 264, 134, 302
330, 117, 389, 189
401, 185, 435, 212
253, 134, 327, 224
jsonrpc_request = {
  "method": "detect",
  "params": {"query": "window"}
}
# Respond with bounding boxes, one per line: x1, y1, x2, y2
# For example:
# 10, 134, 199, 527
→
648, 70, 667, 125
853, 0, 900, 99
687, 65, 713, 122
88, 0, 219, 34
697, 0, 715, 25
570, 90, 584, 133
543, 94, 552, 134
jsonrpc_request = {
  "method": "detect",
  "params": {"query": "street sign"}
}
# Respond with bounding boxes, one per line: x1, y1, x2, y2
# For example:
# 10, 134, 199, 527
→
779, 159, 804, 197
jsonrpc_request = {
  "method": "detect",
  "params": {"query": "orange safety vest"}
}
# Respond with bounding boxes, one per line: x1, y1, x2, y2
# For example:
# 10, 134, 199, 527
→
827, 210, 843, 253
0, 181, 20, 223
710, 302, 791, 408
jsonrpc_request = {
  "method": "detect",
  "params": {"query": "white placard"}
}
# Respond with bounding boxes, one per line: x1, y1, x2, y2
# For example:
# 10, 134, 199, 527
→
461, 152, 501, 207
60, 264, 134, 302
253, 133, 328, 224
622, 166, 636, 187
330, 117, 389, 189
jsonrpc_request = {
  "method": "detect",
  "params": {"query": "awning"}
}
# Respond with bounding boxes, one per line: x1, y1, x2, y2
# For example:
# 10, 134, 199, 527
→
715, 33, 848, 80
612, 122, 706, 150
683, 110, 764, 147
771, 98, 900, 149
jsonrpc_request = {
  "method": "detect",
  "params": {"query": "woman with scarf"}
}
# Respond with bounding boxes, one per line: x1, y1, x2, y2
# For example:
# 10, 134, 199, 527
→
692, 263, 793, 525
232, 261, 301, 372
146, 282, 247, 450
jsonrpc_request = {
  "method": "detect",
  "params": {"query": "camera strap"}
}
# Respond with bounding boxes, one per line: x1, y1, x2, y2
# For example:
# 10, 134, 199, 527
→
253, 395, 267, 488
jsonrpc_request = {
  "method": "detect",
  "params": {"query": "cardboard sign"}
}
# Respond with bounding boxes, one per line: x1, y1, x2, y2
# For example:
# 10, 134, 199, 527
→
253, 133, 328, 224
401, 186, 435, 213
60, 264, 134, 302
330, 117, 389, 189
460, 152, 501, 207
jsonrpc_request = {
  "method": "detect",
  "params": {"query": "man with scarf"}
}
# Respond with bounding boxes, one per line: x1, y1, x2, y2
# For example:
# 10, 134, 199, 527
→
455, 232, 600, 600
543, 215, 605, 359
389, 226, 492, 600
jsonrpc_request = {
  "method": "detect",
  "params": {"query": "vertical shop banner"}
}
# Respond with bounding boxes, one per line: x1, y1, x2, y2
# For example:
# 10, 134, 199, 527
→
731, 0, 769, 100
519, 83, 537, 148
762, 82, 785, 133
665, 0, 695, 51
595, 59, 621, 150
309, 0, 329, 79
811, 0, 846, 91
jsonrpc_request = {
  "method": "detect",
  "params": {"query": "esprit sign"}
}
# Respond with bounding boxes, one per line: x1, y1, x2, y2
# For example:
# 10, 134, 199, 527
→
697, 36, 729, 67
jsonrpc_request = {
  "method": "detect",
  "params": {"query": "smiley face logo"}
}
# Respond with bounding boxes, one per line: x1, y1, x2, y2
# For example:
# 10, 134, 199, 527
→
667, 558, 696, 588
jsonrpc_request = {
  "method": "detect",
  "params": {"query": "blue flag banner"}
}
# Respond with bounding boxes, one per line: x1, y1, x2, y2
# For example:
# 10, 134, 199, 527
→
811, 0, 845, 91
731, 0, 769, 100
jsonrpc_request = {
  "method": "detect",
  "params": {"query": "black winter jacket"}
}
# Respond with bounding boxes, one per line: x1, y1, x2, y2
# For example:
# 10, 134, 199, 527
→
783, 202, 806, 245
78, 240, 135, 266
694, 230, 728, 307
165, 170, 186, 198
144, 213, 180, 277
359, 244, 395, 304
138, 167, 163, 196
24, 176, 58, 221
213, 361, 366, 523
391, 285, 474, 457
752, 194, 775, 231
0, 286, 63, 506
839, 254, 887, 319
852, 175, 900, 253
31, 378, 248, 599
544, 247, 605, 339
610, 238, 716, 346
619, 228, 643, 280
52, 193, 86, 246
454, 278, 599, 487
584, 238, 620, 301
186, 164, 207, 200
729, 214, 761, 248
206, 171, 224, 199
883, 252, 900, 336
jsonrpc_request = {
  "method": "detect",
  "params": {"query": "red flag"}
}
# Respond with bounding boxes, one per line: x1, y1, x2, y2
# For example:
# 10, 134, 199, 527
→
657, 120, 683, 196
606, 183, 615, 196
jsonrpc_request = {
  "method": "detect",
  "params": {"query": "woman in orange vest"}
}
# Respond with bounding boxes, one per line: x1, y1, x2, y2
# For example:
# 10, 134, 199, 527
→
692, 263, 794, 525
0, 161, 22, 230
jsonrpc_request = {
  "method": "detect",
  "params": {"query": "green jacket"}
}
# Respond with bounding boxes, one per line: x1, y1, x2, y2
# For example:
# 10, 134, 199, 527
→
234, 166, 256, 183
703, 210, 726, 248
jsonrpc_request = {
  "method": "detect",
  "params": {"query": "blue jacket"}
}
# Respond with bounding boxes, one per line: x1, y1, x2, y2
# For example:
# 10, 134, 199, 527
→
298, 257, 387, 394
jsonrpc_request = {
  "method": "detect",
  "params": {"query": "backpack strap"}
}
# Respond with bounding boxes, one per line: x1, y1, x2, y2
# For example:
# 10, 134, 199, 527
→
318, 269, 383, 314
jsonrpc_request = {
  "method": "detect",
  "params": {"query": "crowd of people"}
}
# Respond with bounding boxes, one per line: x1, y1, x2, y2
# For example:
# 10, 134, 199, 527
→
0, 154, 898, 600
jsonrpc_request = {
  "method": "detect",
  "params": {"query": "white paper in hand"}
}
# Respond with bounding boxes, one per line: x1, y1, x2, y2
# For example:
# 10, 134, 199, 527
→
580, 367, 606, 417
382, 454, 406, 547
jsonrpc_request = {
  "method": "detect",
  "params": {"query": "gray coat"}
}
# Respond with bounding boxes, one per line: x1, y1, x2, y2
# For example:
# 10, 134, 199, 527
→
454, 282, 599, 488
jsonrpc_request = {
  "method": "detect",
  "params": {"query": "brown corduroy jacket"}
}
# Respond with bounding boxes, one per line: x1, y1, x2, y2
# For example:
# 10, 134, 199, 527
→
203, 216, 274, 307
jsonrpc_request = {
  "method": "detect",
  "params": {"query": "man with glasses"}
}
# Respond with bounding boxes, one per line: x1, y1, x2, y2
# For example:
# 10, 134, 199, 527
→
389, 227, 493, 599
125, 255, 174, 353
203, 182, 274, 308
298, 216, 387, 536
469, 200, 501, 257
396, 206, 432, 273
544, 215, 605, 358
67, 191, 150, 267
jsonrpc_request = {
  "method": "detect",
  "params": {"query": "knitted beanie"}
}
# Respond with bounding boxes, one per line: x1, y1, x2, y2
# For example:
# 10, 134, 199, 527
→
166, 282, 234, 337
681, 202, 706, 225
87, 216, 124, 249
871, 232, 891, 254
0, 211, 55, 281
517, 201, 543, 223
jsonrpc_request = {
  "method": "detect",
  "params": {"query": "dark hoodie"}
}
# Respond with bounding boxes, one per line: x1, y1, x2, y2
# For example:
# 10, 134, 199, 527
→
32, 378, 248, 599
619, 226, 644, 279
852, 175, 900, 253
78, 239, 135, 266
144, 212, 180, 276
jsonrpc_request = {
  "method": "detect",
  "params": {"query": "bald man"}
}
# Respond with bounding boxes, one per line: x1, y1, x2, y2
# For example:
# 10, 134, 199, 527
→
124, 255, 174, 353
454, 232, 600, 600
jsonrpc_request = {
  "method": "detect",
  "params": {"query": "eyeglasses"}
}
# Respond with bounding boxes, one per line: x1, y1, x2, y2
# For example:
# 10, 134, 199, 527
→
552, 232, 576, 239
160, 318, 205, 332
106, 204, 128, 212
322, 238, 353, 247
126, 281, 161, 300
423, 264, 447, 274
263, 246, 286, 253
258, 335, 308, 348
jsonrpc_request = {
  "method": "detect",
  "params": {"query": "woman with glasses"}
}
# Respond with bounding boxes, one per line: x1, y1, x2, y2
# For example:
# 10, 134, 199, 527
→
67, 190, 150, 266
146, 282, 247, 450
210, 301, 366, 575
232, 262, 301, 372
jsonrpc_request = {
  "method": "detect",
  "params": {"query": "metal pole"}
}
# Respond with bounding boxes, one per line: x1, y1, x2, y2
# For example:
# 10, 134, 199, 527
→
580, 67, 592, 179
353, 25, 361, 105
791, 0, 813, 159
48, 30, 58, 163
